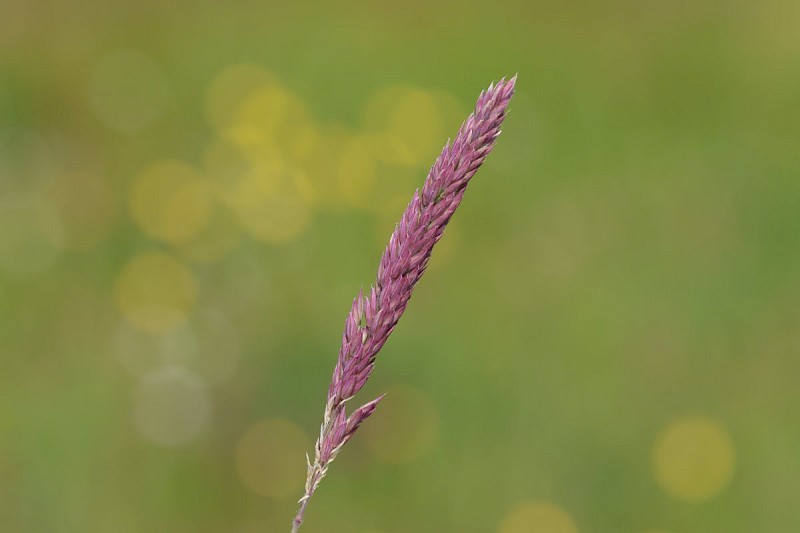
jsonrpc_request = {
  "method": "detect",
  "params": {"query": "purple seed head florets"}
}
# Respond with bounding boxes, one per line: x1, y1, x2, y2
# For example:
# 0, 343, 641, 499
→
292, 76, 515, 533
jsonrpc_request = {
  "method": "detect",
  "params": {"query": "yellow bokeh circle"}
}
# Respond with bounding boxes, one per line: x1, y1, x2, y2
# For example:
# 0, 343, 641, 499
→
159, 308, 242, 385
231, 189, 311, 244
113, 321, 164, 378
298, 126, 357, 210
653, 416, 736, 502
362, 86, 445, 166
225, 82, 319, 165
361, 385, 439, 463
130, 160, 213, 244
205, 64, 276, 130
498, 501, 578, 533
114, 252, 197, 333
174, 203, 242, 263
235, 418, 310, 499
223, 154, 312, 244
132, 366, 213, 447
336, 135, 376, 209
203, 137, 251, 190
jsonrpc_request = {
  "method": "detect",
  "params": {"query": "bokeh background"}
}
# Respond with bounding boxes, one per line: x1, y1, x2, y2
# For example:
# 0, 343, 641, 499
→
1, 1, 799, 531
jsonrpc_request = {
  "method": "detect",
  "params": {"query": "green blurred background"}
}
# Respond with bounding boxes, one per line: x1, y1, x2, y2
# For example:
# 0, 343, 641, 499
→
1, 1, 799, 531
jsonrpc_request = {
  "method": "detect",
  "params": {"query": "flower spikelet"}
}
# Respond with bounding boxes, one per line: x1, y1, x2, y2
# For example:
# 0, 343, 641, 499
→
292, 76, 516, 532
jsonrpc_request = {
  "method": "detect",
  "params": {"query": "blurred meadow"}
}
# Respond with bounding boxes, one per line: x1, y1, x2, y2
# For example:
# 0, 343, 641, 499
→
2, 0, 800, 531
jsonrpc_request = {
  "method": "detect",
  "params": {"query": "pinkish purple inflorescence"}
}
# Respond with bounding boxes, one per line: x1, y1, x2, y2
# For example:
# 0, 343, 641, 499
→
292, 76, 515, 533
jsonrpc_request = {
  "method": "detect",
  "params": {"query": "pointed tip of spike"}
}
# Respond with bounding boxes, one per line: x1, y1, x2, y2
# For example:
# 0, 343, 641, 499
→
485, 75, 517, 102
501, 74, 517, 94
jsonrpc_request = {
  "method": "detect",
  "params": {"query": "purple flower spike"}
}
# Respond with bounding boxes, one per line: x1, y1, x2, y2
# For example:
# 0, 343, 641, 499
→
292, 77, 515, 532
